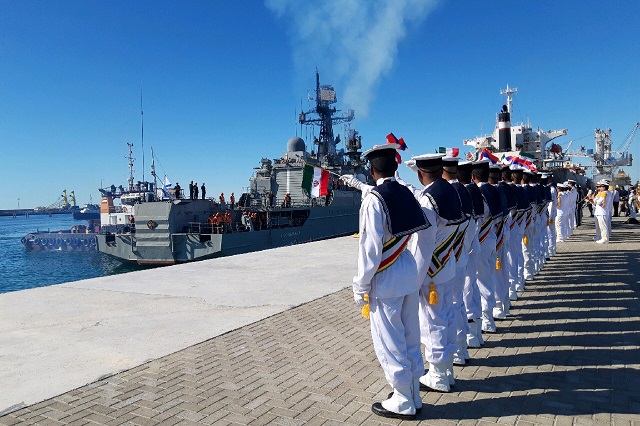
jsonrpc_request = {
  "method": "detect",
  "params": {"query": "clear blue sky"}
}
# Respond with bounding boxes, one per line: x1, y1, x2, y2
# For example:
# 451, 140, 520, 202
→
1, 1, 639, 210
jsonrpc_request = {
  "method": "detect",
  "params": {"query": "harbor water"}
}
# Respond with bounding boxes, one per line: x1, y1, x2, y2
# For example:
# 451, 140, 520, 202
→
0, 214, 144, 294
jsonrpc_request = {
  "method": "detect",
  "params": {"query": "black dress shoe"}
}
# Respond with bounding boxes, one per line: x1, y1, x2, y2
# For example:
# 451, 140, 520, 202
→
386, 392, 422, 414
371, 402, 416, 420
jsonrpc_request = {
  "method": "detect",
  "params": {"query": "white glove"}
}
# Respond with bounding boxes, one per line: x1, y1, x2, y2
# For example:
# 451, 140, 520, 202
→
354, 292, 367, 307
341, 174, 363, 191
405, 159, 418, 173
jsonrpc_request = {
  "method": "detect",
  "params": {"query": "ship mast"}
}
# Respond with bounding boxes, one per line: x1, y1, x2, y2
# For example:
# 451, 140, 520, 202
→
298, 69, 354, 165
127, 142, 135, 191
500, 84, 518, 113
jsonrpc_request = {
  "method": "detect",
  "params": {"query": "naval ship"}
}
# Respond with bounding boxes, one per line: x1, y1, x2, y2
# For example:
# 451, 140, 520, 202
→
96, 71, 370, 265
463, 85, 591, 188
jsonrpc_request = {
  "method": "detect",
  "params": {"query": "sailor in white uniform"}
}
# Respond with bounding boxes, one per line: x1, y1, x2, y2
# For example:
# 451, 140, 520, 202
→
521, 169, 538, 283
555, 183, 572, 242
441, 157, 473, 365
397, 153, 466, 393
471, 160, 504, 332
457, 161, 485, 348
350, 144, 432, 420
593, 180, 610, 243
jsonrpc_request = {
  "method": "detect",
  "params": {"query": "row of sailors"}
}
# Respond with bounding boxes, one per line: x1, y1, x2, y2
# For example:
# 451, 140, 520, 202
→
340, 144, 565, 420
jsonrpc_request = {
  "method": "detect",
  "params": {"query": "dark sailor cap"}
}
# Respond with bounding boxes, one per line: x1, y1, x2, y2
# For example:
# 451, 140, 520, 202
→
488, 164, 502, 176
472, 158, 490, 172
442, 156, 459, 173
362, 144, 400, 160
413, 153, 444, 172
457, 160, 473, 172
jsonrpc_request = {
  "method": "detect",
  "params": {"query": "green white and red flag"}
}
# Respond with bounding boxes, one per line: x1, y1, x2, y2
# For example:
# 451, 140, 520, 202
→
302, 164, 329, 198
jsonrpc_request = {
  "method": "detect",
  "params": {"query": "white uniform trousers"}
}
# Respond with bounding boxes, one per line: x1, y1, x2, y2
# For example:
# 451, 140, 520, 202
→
547, 218, 557, 257
476, 242, 497, 320
418, 279, 454, 365
452, 265, 468, 351
463, 245, 482, 320
556, 214, 569, 242
595, 215, 608, 242
514, 224, 525, 291
370, 291, 424, 390
507, 223, 522, 296
494, 242, 510, 313
522, 223, 535, 281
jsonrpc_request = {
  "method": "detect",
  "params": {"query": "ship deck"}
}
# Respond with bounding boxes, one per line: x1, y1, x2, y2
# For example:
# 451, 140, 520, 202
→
1, 216, 639, 424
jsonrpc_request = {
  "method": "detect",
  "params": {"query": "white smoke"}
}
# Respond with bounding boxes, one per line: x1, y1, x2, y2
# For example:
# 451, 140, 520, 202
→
266, 0, 439, 117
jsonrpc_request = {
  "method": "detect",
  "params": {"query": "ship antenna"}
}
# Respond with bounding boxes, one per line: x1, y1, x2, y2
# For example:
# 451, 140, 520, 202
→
141, 85, 145, 182
500, 84, 518, 114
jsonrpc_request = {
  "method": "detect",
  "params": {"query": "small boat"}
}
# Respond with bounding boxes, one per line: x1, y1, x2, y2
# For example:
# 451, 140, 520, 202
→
73, 203, 100, 220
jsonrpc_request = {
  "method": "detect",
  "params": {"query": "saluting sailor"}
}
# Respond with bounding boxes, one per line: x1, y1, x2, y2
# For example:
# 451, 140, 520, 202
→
471, 159, 503, 333
397, 153, 465, 393
348, 144, 431, 420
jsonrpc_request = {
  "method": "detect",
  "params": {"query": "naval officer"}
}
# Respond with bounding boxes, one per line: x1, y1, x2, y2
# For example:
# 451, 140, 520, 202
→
349, 144, 431, 420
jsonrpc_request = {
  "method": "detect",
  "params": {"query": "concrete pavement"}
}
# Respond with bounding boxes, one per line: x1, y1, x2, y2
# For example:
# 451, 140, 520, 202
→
1, 216, 639, 425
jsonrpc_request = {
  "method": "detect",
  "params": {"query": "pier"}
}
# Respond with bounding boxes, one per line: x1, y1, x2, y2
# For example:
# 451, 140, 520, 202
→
1, 216, 639, 424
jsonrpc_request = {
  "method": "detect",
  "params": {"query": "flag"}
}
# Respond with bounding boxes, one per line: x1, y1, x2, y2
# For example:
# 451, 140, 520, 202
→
438, 147, 460, 157
302, 164, 329, 198
162, 176, 172, 197
386, 133, 406, 163
480, 148, 499, 164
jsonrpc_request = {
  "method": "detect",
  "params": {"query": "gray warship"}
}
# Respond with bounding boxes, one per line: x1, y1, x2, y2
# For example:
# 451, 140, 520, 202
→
96, 71, 370, 265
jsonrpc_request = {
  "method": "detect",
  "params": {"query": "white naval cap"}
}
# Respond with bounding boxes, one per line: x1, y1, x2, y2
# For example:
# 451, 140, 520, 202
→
523, 168, 536, 176
541, 173, 552, 179
412, 153, 444, 172
362, 143, 400, 158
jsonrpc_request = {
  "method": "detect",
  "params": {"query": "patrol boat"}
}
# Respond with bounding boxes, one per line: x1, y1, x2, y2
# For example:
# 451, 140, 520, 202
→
96, 71, 370, 265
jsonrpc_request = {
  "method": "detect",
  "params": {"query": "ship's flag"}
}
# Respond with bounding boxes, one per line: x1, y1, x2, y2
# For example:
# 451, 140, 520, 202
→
480, 148, 499, 164
162, 176, 172, 197
302, 164, 329, 198
386, 133, 406, 163
438, 147, 460, 157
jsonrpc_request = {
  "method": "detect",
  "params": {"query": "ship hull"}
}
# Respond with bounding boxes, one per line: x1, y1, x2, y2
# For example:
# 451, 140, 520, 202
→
96, 192, 360, 265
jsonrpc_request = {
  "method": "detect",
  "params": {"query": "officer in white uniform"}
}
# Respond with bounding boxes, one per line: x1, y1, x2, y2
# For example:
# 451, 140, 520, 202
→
397, 154, 465, 393
350, 144, 431, 420
592, 180, 609, 243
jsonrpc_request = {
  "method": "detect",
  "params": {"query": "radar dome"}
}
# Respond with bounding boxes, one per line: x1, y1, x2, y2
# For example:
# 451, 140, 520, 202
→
287, 136, 306, 152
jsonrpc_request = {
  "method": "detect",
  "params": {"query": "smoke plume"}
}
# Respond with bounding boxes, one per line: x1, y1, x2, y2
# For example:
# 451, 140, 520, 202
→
266, 0, 438, 117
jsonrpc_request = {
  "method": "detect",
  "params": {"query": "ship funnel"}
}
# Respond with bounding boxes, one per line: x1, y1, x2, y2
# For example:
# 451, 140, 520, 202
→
498, 107, 511, 151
